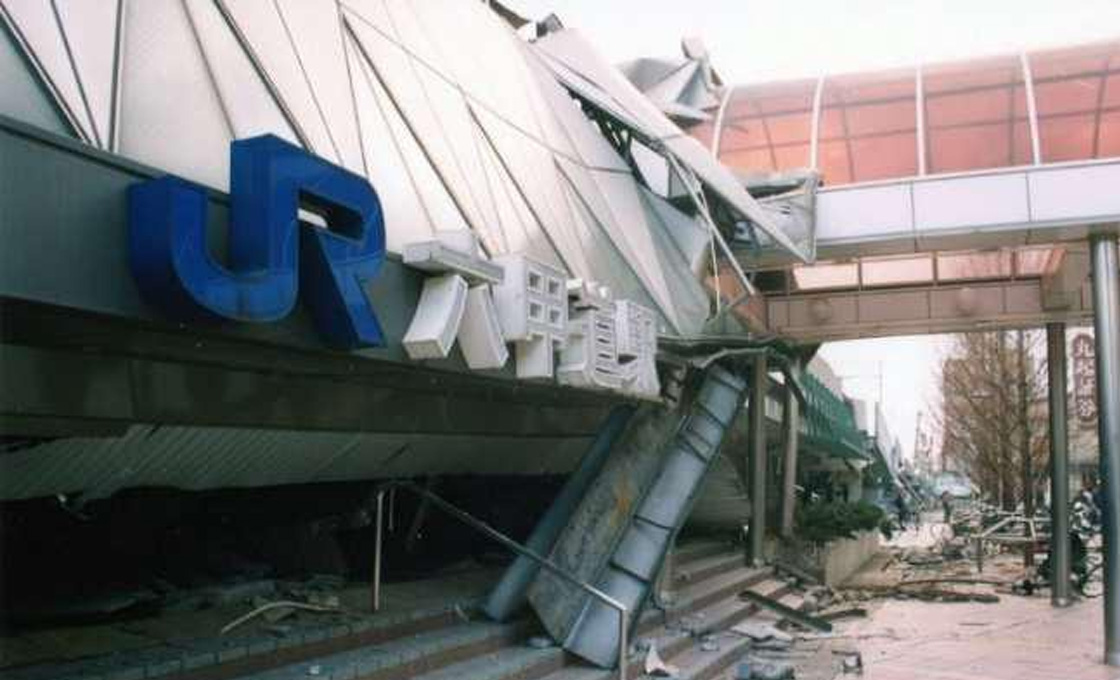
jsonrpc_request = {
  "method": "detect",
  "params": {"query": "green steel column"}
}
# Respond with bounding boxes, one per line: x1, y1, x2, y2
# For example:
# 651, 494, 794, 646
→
781, 359, 801, 538
749, 354, 768, 566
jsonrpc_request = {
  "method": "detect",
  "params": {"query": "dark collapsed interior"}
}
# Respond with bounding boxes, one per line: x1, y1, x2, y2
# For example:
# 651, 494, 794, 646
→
0, 476, 565, 630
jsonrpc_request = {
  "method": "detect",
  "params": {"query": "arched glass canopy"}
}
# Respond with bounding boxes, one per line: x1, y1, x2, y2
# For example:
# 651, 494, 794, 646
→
704, 41, 1120, 186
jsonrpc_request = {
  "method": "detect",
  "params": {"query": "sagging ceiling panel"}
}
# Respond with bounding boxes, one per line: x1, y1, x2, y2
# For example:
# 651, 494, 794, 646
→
533, 28, 811, 262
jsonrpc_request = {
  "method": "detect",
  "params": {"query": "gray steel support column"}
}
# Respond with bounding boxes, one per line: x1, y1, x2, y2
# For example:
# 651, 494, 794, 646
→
1091, 235, 1120, 666
1047, 322, 1072, 607
749, 355, 769, 566
482, 404, 636, 622
780, 360, 801, 538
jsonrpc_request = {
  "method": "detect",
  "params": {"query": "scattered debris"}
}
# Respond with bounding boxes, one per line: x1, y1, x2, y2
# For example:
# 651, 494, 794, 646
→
818, 607, 868, 622
202, 579, 278, 607
220, 600, 345, 635
739, 589, 833, 632
732, 621, 794, 644
774, 561, 821, 585
744, 657, 795, 680
902, 551, 944, 567
840, 652, 863, 674
755, 637, 795, 651
306, 592, 341, 608
526, 635, 554, 649
644, 643, 679, 677
896, 577, 1006, 587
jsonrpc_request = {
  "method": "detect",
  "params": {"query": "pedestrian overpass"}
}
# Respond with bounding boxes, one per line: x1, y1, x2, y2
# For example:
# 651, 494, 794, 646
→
762, 158, 1115, 341
537, 30, 1120, 341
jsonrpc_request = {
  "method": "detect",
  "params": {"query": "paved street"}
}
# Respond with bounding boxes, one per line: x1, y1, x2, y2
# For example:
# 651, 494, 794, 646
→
831, 519, 1118, 680
850, 593, 1117, 680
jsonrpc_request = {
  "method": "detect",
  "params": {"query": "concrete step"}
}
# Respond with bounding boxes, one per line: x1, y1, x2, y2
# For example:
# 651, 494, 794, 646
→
536, 577, 794, 680
407, 645, 567, 680
213, 556, 765, 680
672, 539, 738, 567
671, 551, 746, 588
643, 589, 805, 680
5, 600, 484, 680
228, 619, 530, 680
639, 565, 771, 634
402, 566, 782, 680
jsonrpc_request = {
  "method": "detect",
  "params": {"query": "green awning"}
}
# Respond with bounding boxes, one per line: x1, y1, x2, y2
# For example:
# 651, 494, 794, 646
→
799, 372, 868, 460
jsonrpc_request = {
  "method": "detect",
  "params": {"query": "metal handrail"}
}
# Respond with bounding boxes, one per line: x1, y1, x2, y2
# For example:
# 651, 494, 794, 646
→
370, 480, 630, 680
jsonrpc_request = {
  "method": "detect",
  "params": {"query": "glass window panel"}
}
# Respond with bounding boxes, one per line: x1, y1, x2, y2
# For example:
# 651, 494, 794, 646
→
689, 121, 716, 150
1105, 74, 1120, 107
1012, 120, 1036, 165
791, 261, 859, 291
1040, 113, 1097, 162
925, 55, 1022, 93
929, 125, 1012, 171
720, 147, 775, 174
716, 81, 815, 177
1100, 110, 1120, 157
860, 255, 934, 287
774, 143, 812, 169
720, 119, 771, 154
819, 70, 917, 184
1034, 78, 1102, 117
1030, 43, 1112, 80
1032, 42, 1120, 162
936, 251, 1013, 281
851, 134, 917, 180
923, 56, 1030, 173
817, 139, 854, 185
766, 112, 814, 144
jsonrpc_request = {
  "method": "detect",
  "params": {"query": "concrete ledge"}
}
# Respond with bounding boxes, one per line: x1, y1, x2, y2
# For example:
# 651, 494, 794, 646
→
776, 530, 880, 587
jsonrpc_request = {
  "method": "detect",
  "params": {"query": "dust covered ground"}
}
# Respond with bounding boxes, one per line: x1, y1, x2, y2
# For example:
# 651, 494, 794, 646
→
715, 517, 1118, 680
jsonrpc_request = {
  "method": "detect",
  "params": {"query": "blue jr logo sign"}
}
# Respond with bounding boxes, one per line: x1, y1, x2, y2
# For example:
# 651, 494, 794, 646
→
128, 135, 385, 349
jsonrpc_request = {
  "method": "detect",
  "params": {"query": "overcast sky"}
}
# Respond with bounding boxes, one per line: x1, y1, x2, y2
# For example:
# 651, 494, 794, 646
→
509, 0, 1120, 83
506, 0, 1119, 459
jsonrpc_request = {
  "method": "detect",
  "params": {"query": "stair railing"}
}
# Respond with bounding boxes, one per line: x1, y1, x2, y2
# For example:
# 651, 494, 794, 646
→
370, 479, 631, 680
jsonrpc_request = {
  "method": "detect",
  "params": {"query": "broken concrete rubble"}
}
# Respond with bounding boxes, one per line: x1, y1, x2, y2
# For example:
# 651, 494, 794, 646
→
644, 643, 680, 676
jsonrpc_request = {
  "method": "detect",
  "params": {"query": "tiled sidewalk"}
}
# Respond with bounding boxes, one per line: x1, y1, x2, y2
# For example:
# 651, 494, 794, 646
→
851, 595, 1120, 680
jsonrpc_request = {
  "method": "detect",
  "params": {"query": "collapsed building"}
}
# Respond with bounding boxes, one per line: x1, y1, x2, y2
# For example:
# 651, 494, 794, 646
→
1, 1, 1119, 676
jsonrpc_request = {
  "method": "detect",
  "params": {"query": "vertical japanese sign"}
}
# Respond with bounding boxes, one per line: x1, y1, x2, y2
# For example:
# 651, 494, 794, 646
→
1072, 333, 1097, 423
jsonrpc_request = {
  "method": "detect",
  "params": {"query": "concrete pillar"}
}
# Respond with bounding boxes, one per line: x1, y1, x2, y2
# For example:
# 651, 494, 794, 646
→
1091, 235, 1120, 666
1047, 322, 1071, 607
781, 359, 801, 538
749, 354, 768, 566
